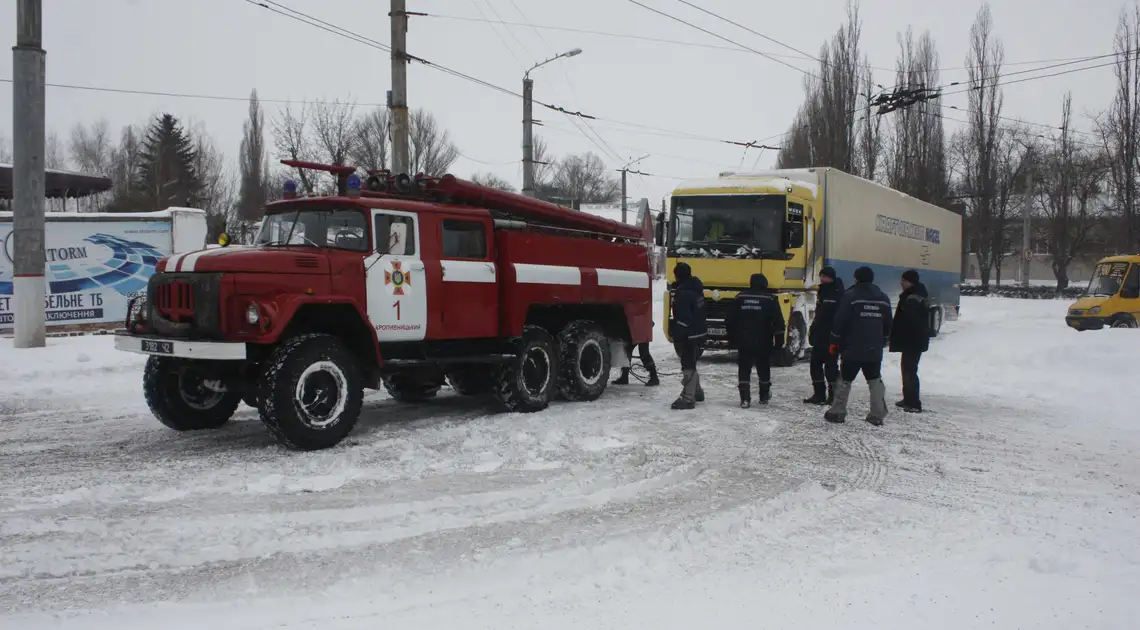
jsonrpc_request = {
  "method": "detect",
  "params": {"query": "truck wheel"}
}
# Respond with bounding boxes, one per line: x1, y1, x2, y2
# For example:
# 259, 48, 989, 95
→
383, 374, 442, 402
493, 325, 558, 413
143, 357, 241, 431
257, 334, 364, 451
776, 315, 806, 367
929, 307, 944, 337
447, 369, 493, 396
557, 321, 611, 402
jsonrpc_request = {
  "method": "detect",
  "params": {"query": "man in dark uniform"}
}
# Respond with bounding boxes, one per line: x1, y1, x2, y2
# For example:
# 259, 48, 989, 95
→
612, 335, 660, 387
726, 273, 785, 408
803, 266, 844, 405
825, 266, 893, 426
889, 269, 931, 413
669, 262, 706, 410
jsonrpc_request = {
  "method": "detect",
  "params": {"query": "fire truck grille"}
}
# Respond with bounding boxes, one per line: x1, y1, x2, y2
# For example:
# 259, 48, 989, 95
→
156, 280, 195, 322
147, 273, 223, 338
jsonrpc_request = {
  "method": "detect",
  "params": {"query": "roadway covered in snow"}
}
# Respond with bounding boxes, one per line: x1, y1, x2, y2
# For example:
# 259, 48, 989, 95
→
1, 293, 1137, 629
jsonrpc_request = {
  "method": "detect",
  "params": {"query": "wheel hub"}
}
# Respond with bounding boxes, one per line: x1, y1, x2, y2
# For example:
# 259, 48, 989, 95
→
178, 370, 226, 410
578, 339, 604, 386
294, 361, 348, 428
522, 347, 551, 396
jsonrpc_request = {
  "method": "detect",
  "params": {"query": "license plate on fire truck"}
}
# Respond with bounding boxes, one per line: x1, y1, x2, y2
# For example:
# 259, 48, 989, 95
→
141, 340, 174, 354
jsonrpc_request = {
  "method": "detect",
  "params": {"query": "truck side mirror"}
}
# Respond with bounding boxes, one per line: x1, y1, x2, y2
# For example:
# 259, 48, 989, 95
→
655, 212, 665, 246
783, 221, 804, 250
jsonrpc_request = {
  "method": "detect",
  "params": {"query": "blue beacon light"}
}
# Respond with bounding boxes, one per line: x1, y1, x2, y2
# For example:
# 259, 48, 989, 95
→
283, 179, 298, 199
347, 173, 362, 197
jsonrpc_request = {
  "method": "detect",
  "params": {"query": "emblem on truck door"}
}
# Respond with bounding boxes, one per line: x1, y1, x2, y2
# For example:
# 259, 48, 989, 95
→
384, 260, 412, 296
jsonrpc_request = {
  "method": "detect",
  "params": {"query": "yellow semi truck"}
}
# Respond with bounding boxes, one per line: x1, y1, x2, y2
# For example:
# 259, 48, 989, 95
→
657, 168, 963, 365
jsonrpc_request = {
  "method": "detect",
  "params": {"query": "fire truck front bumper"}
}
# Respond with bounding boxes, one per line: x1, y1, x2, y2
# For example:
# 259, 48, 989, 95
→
114, 332, 248, 360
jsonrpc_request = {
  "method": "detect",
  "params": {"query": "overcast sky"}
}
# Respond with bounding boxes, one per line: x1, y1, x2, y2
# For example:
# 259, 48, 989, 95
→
0, 0, 1127, 203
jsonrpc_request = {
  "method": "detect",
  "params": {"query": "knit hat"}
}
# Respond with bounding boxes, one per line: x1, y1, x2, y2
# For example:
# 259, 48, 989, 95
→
750, 273, 769, 289
674, 262, 692, 280
854, 266, 874, 283
902, 269, 920, 283
819, 266, 837, 280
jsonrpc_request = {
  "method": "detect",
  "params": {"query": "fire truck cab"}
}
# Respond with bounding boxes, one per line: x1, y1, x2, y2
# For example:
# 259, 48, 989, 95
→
115, 162, 653, 450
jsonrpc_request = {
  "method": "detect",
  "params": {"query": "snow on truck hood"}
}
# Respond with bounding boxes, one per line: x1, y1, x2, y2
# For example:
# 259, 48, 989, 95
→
159, 246, 330, 274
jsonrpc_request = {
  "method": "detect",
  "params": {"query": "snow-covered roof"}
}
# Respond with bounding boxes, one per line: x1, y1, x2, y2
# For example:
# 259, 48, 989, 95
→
674, 173, 819, 197
0, 162, 113, 199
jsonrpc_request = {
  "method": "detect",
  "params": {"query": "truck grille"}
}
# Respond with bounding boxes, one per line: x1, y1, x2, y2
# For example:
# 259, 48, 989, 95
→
156, 280, 195, 322
147, 273, 223, 339
704, 297, 732, 323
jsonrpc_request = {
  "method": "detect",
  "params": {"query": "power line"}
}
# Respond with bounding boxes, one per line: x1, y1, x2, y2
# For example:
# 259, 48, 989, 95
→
623, 0, 816, 78
938, 50, 1128, 92
669, 0, 819, 64
0, 77, 387, 107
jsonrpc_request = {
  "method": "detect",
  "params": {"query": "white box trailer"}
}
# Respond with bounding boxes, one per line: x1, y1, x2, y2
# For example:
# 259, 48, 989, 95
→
0, 208, 207, 331
812, 168, 963, 323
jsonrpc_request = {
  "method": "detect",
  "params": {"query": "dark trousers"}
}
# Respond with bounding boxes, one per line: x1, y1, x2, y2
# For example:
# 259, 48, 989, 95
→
633, 342, 655, 370
840, 359, 882, 383
809, 345, 839, 384
674, 341, 698, 371
673, 340, 702, 401
737, 347, 772, 387
901, 351, 922, 404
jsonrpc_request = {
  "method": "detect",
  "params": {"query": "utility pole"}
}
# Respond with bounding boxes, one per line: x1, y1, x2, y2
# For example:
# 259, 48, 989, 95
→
1020, 149, 1035, 287
522, 77, 535, 197
390, 0, 410, 174
12, 0, 46, 348
619, 155, 649, 224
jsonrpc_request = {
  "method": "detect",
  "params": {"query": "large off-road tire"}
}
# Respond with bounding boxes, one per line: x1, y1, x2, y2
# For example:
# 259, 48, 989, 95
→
557, 320, 611, 402
143, 356, 241, 431
257, 334, 364, 451
447, 368, 494, 396
493, 325, 558, 413
775, 315, 807, 367
383, 374, 443, 402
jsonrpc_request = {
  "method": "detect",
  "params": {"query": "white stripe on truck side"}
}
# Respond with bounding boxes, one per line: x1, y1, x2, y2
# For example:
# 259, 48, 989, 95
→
178, 248, 231, 272
442, 260, 497, 283
596, 268, 649, 289
513, 263, 581, 285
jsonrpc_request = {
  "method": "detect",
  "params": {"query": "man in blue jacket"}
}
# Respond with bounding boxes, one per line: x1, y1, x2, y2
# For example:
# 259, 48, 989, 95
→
825, 266, 893, 426
726, 273, 785, 408
803, 266, 844, 405
669, 262, 706, 410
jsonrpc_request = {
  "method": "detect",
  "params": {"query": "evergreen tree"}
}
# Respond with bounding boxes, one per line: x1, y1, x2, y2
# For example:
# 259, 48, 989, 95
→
133, 114, 201, 211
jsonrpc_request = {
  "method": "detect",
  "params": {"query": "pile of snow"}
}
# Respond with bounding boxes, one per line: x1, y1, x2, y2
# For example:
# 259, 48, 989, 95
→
0, 290, 1137, 629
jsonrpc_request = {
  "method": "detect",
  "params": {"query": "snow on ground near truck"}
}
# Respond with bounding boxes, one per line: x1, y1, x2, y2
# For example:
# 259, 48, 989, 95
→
1, 291, 1138, 629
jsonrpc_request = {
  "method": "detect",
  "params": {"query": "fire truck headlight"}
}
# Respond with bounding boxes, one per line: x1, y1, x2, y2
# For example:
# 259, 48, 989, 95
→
246, 302, 261, 325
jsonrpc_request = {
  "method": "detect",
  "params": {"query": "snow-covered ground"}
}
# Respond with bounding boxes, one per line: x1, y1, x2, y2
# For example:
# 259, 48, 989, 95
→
1, 291, 1137, 629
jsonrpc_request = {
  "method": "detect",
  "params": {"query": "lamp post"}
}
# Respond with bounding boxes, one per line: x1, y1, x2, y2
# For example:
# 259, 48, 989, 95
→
522, 48, 582, 197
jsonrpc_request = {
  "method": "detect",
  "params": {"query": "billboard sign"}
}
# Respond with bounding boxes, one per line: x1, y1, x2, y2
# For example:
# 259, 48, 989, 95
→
0, 220, 172, 327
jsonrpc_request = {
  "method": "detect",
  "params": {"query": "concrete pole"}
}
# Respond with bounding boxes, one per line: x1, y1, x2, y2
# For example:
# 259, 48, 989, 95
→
621, 169, 628, 224
522, 78, 535, 197
390, 0, 410, 174
1021, 152, 1034, 287
12, 0, 46, 348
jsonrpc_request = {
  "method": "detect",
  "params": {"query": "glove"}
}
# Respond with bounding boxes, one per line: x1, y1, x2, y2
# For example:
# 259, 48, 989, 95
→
829, 343, 839, 356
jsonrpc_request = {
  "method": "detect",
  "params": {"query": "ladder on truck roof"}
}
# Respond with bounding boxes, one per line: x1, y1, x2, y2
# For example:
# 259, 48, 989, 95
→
280, 160, 647, 242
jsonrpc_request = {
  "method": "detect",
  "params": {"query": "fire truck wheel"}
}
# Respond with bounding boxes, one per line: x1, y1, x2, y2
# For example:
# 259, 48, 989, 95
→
257, 334, 364, 451
447, 369, 494, 396
143, 357, 241, 431
557, 321, 611, 402
382, 374, 442, 403
493, 325, 558, 413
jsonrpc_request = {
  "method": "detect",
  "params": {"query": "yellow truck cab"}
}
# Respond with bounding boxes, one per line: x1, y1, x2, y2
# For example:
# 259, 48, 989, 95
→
1066, 255, 1140, 330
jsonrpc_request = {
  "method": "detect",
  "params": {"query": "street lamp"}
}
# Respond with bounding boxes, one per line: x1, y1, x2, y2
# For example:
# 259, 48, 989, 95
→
522, 48, 583, 197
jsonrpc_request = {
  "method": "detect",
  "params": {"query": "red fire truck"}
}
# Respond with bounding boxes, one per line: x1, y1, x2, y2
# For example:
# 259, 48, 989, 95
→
114, 162, 653, 451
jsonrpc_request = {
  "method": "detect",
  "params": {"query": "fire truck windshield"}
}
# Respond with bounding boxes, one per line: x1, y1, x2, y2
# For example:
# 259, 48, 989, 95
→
669, 194, 785, 257
257, 207, 369, 252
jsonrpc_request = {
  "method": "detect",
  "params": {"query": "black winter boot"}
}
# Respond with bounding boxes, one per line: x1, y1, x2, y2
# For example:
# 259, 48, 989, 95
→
645, 365, 660, 387
612, 369, 630, 385
738, 383, 751, 409
758, 382, 772, 404
803, 382, 827, 405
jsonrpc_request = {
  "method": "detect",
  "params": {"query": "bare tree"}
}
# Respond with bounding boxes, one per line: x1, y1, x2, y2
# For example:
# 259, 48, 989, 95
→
1096, 3, 1140, 253
551, 152, 620, 204
44, 131, 67, 170
777, 1, 866, 174
106, 124, 144, 212
311, 98, 358, 171
236, 90, 269, 224
956, 4, 1005, 291
351, 108, 390, 172
470, 172, 516, 192
990, 125, 1032, 284
1039, 94, 1107, 289
70, 119, 114, 175
532, 135, 554, 187
272, 103, 318, 194
188, 122, 236, 240
409, 109, 460, 176
885, 29, 949, 206
856, 58, 884, 180
0, 129, 11, 163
